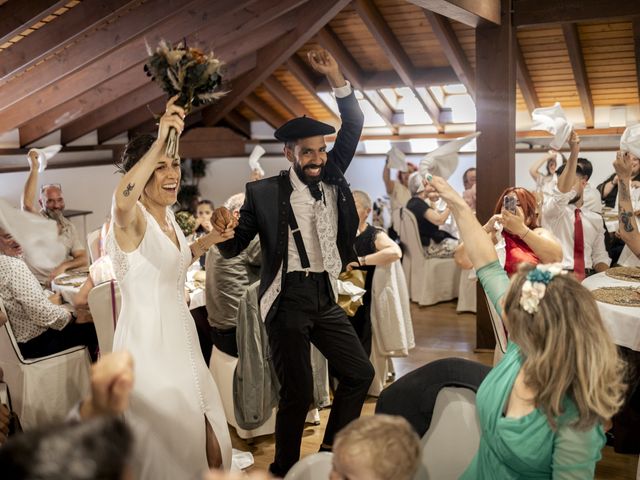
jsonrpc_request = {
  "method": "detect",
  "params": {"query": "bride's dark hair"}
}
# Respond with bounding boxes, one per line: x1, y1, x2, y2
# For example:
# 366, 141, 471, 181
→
115, 134, 156, 174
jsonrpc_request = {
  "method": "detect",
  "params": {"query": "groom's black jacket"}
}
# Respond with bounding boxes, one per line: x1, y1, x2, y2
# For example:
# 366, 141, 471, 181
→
217, 91, 364, 306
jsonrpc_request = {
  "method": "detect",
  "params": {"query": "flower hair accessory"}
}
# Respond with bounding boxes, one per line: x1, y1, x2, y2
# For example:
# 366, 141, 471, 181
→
519, 264, 566, 314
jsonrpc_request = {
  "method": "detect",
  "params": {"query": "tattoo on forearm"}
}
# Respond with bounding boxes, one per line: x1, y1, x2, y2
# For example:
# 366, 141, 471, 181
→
619, 180, 630, 201
123, 183, 135, 197
620, 209, 635, 233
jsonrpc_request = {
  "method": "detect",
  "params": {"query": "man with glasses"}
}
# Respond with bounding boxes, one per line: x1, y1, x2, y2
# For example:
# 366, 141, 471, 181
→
20, 152, 88, 285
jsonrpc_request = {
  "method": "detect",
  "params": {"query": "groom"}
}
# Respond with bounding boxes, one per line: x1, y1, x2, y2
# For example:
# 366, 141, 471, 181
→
214, 49, 373, 476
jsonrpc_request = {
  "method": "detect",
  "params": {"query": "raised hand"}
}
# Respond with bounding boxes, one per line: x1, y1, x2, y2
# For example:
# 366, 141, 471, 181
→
307, 48, 345, 88
27, 149, 41, 171
613, 150, 633, 180
157, 95, 185, 147
425, 175, 458, 204
568, 129, 580, 153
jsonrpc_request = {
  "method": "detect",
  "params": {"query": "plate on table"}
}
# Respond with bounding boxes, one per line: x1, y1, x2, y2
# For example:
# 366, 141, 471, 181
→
54, 273, 88, 287
606, 267, 640, 283
592, 287, 640, 307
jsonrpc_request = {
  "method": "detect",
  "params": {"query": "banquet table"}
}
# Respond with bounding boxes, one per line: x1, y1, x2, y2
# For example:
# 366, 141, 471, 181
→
582, 271, 640, 352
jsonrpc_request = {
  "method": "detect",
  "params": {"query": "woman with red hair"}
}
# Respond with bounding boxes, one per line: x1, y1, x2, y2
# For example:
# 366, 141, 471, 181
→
455, 187, 562, 275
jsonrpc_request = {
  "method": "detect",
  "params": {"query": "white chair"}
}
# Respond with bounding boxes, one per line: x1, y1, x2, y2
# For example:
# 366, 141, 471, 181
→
483, 291, 508, 366
413, 387, 480, 480
209, 345, 276, 440
0, 299, 91, 430
284, 452, 334, 480
456, 269, 477, 313
397, 208, 461, 306
86, 228, 101, 264
87, 280, 121, 355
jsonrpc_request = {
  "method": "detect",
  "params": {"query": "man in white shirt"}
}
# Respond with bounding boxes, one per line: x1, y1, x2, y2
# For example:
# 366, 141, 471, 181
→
576, 157, 603, 214
542, 132, 610, 277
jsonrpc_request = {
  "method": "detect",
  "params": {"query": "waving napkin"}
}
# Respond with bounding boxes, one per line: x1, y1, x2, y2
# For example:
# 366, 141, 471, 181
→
386, 146, 407, 171
27, 145, 62, 173
0, 198, 66, 271
419, 132, 480, 181
248, 145, 266, 176
531, 102, 573, 150
620, 124, 640, 158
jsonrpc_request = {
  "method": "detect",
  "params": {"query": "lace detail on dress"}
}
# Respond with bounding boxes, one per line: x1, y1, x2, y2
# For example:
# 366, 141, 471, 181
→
105, 226, 130, 281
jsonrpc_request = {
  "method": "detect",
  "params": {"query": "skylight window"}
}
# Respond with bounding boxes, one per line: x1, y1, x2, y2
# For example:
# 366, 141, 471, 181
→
444, 94, 476, 123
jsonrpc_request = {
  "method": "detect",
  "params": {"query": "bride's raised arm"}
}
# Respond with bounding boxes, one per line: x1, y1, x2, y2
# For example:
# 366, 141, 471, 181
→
112, 95, 185, 230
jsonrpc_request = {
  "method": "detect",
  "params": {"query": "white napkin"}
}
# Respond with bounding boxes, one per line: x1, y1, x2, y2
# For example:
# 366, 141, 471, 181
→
336, 279, 366, 302
28, 145, 62, 173
419, 132, 481, 181
248, 145, 266, 176
386, 146, 407, 171
620, 124, 640, 159
531, 102, 573, 150
0, 198, 66, 272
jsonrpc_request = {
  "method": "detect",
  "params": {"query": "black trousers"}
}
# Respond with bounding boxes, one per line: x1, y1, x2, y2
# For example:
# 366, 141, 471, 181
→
376, 357, 491, 437
210, 326, 238, 358
18, 322, 98, 362
266, 272, 374, 475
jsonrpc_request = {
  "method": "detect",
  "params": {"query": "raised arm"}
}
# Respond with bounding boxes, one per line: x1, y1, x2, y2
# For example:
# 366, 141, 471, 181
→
425, 206, 451, 226
383, 160, 395, 195
557, 131, 580, 194
529, 151, 555, 183
614, 151, 640, 256
21, 151, 40, 213
597, 174, 618, 200
428, 176, 497, 270
112, 96, 184, 230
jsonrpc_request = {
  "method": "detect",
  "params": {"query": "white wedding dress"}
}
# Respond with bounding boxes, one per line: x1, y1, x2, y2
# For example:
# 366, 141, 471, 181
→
106, 203, 231, 479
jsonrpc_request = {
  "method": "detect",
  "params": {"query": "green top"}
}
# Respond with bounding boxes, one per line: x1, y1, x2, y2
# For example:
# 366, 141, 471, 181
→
460, 260, 605, 479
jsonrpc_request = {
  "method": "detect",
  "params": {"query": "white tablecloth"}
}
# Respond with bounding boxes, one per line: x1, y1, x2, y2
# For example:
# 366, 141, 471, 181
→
51, 273, 89, 304
582, 272, 640, 351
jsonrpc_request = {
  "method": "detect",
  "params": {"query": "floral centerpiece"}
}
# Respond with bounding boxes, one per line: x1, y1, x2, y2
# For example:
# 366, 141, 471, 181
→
175, 211, 197, 237
144, 40, 226, 159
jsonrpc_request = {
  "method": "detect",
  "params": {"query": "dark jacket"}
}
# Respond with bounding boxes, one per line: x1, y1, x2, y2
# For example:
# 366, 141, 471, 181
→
218, 91, 364, 312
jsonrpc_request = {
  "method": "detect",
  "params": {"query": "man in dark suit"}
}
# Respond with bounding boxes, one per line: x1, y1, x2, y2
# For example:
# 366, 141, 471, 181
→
213, 49, 373, 476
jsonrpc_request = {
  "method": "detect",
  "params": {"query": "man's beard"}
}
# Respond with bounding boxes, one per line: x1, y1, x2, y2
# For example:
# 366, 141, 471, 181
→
294, 161, 325, 185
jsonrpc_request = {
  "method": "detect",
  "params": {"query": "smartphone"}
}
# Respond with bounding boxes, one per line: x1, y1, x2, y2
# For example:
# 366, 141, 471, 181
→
503, 194, 517, 214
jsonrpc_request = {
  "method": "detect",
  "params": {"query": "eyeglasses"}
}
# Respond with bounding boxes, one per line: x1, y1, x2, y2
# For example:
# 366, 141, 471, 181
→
40, 183, 62, 192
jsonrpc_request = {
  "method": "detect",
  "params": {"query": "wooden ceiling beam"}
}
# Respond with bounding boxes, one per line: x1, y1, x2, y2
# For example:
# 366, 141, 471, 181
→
242, 94, 288, 129
96, 55, 257, 144
359, 67, 458, 90
285, 55, 341, 124
633, 19, 640, 103
423, 10, 475, 100
362, 90, 394, 127
316, 26, 365, 90
514, 0, 640, 26
223, 110, 252, 138
406, 0, 500, 27
515, 40, 539, 114
0, 0, 69, 45
562, 23, 594, 128
0, 0, 204, 119
19, 0, 302, 144
413, 88, 445, 132
263, 76, 314, 118
354, 0, 415, 87
201, 0, 351, 127
0, 0, 137, 82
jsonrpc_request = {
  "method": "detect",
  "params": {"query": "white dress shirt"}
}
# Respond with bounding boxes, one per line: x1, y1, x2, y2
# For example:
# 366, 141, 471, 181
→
582, 183, 603, 214
541, 188, 610, 270
0, 254, 72, 343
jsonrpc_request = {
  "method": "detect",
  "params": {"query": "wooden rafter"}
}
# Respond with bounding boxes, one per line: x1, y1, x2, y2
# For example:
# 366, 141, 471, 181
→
223, 110, 251, 138
0, 0, 69, 45
514, 0, 640, 27
242, 94, 288, 129
423, 10, 476, 100
562, 23, 594, 128
201, 0, 351, 128
316, 26, 365, 90
633, 19, 640, 103
20, 0, 304, 145
362, 90, 394, 127
263, 76, 314, 118
413, 88, 445, 132
406, 0, 500, 27
514, 39, 539, 114
0, 0, 137, 82
353, 0, 414, 87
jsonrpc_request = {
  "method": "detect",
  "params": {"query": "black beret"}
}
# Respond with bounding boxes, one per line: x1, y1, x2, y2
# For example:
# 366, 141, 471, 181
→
274, 116, 336, 142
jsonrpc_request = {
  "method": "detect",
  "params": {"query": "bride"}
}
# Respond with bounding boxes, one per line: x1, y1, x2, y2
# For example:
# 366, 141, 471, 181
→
106, 96, 234, 479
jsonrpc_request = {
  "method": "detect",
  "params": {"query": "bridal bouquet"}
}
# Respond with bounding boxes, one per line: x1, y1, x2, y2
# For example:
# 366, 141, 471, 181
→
144, 40, 226, 158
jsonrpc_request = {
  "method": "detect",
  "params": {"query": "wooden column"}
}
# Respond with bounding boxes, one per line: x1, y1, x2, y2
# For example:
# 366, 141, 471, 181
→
475, 0, 515, 350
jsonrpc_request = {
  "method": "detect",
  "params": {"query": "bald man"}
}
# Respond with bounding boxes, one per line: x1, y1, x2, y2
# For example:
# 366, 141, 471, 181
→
21, 151, 88, 284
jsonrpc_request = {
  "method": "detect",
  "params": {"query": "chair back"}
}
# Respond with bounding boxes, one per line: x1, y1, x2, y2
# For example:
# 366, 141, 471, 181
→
284, 452, 333, 480
87, 280, 121, 355
87, 229, 101, 264
398, 208, 426, 261
0, 299, 26, 364
483, 291, 508, 364
415, 387, 480, 480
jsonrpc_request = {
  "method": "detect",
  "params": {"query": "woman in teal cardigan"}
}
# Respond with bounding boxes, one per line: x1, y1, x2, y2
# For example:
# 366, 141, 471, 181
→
426, 175, 627, 479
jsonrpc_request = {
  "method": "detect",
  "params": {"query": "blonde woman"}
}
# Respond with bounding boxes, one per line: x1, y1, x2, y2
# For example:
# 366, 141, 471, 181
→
427, 175, 626, 479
